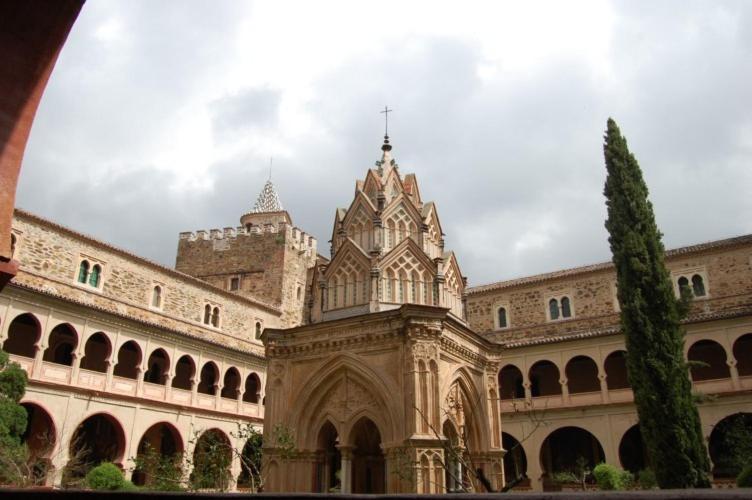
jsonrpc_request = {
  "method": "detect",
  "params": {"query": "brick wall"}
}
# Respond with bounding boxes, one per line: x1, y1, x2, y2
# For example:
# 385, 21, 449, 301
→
175, 223, 317, 327
467, 236, 752, 343
10, 210, 280, 354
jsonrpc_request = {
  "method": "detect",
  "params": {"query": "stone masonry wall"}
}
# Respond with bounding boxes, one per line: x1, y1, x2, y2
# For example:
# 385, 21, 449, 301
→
10, 210, 280, 354
466, 237, 752, 344
176, 224, 317, 328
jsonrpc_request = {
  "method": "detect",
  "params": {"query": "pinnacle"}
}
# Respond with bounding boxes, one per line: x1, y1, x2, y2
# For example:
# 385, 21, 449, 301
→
252, 180, 284, 213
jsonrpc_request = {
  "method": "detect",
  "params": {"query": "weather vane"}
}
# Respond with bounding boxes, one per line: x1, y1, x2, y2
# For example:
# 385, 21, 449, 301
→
380, 105, 393, 136
269, 156, 273, 181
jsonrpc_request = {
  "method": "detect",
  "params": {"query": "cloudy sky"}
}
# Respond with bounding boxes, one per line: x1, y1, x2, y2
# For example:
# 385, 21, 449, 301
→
19, 0, 752, 286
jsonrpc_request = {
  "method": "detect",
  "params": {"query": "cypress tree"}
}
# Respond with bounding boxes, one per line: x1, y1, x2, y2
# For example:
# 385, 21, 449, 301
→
603, 118, 710, 488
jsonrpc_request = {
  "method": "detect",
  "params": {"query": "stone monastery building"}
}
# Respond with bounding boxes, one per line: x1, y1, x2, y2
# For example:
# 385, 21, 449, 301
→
2, 135, 752, 492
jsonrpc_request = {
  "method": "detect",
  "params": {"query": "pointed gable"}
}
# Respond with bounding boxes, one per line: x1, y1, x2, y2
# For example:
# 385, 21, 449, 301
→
402, 173, 422, 208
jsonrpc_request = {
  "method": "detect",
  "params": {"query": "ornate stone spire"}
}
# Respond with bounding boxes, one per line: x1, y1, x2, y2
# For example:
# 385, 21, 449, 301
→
252, 180, 284, 213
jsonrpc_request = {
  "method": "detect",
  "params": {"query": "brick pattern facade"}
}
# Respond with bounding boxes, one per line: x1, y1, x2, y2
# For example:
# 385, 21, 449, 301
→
11, 209, 280, 354
175, 219, 317, 327
466, 236, 752, 344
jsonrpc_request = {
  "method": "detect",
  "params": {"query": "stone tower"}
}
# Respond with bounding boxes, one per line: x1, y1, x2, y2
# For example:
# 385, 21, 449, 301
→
310, 135, 466, 323
176, 178, 318, 327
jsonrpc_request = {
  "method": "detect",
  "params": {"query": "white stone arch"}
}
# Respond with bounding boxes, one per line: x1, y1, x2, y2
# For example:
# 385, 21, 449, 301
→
684, 334, 733, 360
342, 407, 389, 448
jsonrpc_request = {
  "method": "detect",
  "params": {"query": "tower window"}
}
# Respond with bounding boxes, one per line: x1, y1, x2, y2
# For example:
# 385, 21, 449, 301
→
211, 307, 220, 328
691, 274, 706, 297
88, 264, 101, 288
548, 295, 573, 321
78, 260, 90, 284
549, 298, 559, 320
229, 277, 240, 291
497, 307, 508, 329
151, 285, 162, 308
255, 322, 262, 339
674, 270, 709, 299
203, 304, 211, 325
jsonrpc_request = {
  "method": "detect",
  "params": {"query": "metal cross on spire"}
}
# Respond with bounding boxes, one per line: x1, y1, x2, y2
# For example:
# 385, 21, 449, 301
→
380, 105, 393, 136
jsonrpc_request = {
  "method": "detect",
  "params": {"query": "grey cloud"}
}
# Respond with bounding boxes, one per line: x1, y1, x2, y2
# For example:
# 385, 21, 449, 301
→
16, 1, 752, 288
211, 88, 282, 139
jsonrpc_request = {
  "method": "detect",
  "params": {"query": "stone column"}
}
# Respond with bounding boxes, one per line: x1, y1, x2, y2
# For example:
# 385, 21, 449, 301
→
135, 367, 145, 397
338, 446, 353, 493
31, 336, 45, 379
370, 268, 381, 311
598, 372, 609, 403
560, 377, 570, 405
69, 351, 81, 384
190, 377, 198, 406
729, 358, 740, 390
104, 357, 116, 391
165, 372, 174, 402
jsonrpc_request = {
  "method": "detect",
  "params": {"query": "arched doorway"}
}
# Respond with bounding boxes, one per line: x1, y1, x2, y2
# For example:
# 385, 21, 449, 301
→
243, 372, 261, 403
529, 360, 561, 397
143, 348, 169, 384
197, 362, 219, 395
20, 403, 56, 485
687, 340, 730, 381
113, 341, 141, 379
502, 432, 528, 488
498, 364, 525, 400
237, 433, 263, 492
708, 412, 752, 478
565, 355, 600, 393
349, 417, 385, 494
172, 355, 195, 390
65, 413, 125, 486
79, 332, 110, 372
618, 424, 647, 473
42, 323, 77, 366
132, 422, 184, 487
540, 426, 604, 489
221, 367, 241, 399
733, 334, 752, 376
190, 429, 232, 490
604, 350, 630, 389
3, 313, 40, 358
314, 421, 341, 493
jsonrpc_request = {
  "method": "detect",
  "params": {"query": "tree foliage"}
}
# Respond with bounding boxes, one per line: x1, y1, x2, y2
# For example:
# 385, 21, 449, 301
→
603, 118, 710, 488
0, 348, 29, 485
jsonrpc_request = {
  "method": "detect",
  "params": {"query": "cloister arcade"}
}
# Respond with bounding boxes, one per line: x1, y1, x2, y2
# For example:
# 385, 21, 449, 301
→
0, 306, 266, 488
497, 331, 752, 490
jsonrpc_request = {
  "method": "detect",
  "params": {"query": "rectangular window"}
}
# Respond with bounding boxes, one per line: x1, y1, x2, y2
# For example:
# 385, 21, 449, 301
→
230, 277, 240, 291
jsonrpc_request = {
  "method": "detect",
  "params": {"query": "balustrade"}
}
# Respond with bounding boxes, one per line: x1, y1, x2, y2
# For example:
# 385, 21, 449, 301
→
9, 352, 264, 418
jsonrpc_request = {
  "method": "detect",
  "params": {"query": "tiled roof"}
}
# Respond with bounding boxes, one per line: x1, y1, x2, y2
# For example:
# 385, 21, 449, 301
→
13, 209, 280, 313
8, 280, 266, 359
468, 233, 752, 295
499, 305, 752, 348
252, 180, 284, 213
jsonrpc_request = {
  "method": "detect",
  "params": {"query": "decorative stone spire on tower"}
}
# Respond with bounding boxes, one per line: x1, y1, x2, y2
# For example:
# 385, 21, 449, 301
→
252, 180, 284, 213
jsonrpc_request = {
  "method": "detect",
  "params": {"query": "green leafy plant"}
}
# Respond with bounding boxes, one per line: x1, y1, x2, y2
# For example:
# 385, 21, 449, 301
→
737, 464, 752, 488
0, 348, 29, 486
638, 468, 657, 489
593, 463, 632, 490
130, 444, 186, 491
85, 462, 133, 490
603, 118, 710, 488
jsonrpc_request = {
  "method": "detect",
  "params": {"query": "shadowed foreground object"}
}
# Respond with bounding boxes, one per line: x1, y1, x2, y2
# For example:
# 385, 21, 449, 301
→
0, 0, 84, 290
1, 489, 752, 499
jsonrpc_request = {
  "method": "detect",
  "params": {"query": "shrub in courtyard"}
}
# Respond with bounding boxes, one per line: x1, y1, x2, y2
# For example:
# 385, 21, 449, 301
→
638, 468, 657, 489
593, 463, 630, 490
738, 464, 752, 488
85, 462, 134, 491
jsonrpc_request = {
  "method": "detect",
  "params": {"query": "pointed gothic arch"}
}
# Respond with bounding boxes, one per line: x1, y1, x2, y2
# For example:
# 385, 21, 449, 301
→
290, 353, 399, 450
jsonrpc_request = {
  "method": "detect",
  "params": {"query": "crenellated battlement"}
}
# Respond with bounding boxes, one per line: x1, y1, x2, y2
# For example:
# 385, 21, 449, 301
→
178, 223, 317, 252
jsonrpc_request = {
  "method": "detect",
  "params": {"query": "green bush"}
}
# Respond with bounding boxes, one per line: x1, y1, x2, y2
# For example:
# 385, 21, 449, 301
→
620, 470, 635, 489
738, 464, 752, 488
593, 463, 626, 490
638, 468, 658, 489
85, 462, 130, 491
